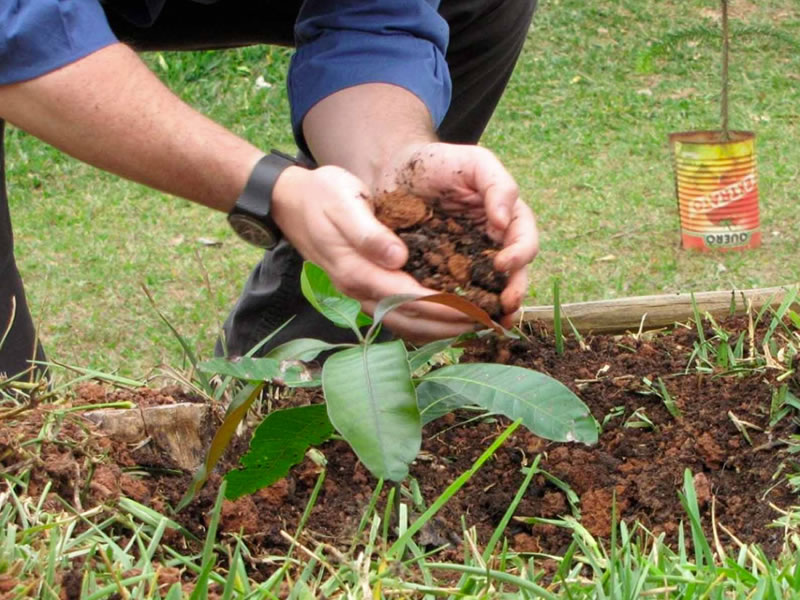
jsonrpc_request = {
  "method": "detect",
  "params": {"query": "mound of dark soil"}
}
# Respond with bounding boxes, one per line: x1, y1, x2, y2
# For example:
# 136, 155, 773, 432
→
2, 316, 799, 591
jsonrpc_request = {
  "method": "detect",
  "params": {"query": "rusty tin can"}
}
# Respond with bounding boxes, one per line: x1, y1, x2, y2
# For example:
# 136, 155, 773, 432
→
670, 130, 760, 251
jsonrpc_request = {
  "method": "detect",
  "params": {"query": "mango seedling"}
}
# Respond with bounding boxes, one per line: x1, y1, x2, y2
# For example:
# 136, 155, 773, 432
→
180, 261, 598, 507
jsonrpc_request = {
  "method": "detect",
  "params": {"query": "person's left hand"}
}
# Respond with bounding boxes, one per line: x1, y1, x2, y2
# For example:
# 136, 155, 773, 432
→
378, 142, 539, 329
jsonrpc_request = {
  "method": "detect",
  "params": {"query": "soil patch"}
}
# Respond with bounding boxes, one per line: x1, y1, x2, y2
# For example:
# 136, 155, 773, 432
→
2, 317, 799, 588
373, 189, 507, 319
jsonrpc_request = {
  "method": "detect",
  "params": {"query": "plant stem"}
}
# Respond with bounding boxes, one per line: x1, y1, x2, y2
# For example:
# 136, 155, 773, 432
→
721, 0, 730, 140
553, 278, 564, 356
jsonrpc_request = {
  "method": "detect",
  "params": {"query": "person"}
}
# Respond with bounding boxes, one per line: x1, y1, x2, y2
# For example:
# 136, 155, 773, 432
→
0, 0, 540, 379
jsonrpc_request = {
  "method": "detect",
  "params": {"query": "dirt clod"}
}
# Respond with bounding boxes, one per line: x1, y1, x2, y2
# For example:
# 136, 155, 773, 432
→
373, 189, 508, 319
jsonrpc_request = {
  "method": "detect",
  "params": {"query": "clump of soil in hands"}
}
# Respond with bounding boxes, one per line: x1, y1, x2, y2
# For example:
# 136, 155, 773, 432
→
373, 189, 508, 320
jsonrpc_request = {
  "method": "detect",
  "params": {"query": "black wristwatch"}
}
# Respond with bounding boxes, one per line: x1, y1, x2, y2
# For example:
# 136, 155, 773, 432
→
228, 149, 299, 249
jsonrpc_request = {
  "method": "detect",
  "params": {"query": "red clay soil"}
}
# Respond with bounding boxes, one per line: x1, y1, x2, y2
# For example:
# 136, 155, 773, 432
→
2, 316, 799, 593
373, 189, 507, 319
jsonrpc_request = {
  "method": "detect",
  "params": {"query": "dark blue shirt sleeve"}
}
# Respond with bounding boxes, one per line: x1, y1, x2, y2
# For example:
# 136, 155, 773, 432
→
0, 0, 118, 86
289, 0, 451, 156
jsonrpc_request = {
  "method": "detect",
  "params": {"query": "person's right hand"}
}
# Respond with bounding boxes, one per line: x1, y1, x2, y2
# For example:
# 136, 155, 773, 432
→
271, 165, 481, 342
380, 142, 538, 330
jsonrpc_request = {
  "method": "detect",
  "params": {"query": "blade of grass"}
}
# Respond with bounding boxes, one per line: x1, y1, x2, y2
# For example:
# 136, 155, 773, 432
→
690, 293, 707, 357
483, 454, 542, 563
286, 467, 326, 563
142, 284, 212, 393
553, 278, 564, 356
658, 377, 682, 418
0, 296, 16, 354
459, 454, 542, 595
754, 290, 781, 329
387, 419, 521, 559
351, 479, 384, 553
678, 469, 714, 569
177, 382, 264, 511
382, 485, 397, 545
426, 562, 558, 599
82, 573, 153, 600
764, 287, 799, 348
118, 498, 198, 541
221, 539, 246, 600
189, 555, 219, 600
200, 479, 227, 568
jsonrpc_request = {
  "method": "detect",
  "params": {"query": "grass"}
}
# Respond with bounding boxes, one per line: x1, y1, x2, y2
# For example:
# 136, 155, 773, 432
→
5, 1, 800, 377
489, 0, 800, 306
3, 5, 800, 593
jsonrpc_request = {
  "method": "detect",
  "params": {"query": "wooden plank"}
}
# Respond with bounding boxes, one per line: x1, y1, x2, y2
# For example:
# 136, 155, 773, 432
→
83, 403, 213, 470
521, 285, 798, 334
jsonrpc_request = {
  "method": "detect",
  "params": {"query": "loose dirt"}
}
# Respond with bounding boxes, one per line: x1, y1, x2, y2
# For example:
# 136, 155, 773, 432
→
2, 316, 799, 592
373, 189, 507, 319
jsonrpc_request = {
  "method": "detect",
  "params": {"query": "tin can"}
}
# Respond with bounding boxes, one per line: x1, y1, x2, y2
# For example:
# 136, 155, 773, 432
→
670, 130, 760, 251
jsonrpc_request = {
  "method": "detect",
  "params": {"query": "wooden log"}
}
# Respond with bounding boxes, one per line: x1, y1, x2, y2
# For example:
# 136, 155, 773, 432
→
521, 285, 798, 334
83, 403, 213, 471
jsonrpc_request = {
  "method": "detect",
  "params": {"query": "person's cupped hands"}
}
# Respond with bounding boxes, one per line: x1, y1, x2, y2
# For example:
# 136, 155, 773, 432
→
379, 142, 540, 328
270, 163, 483, 342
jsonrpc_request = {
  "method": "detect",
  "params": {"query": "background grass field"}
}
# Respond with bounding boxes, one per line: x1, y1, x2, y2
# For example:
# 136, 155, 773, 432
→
5, 0, 800, 377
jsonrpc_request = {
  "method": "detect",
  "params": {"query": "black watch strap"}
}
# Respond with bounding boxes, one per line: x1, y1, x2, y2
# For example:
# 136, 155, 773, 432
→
236, 149, 299, 217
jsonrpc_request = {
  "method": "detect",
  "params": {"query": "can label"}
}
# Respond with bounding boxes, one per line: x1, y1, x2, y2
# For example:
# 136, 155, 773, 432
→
670, 131, 760, 251
683, 229, 757, 248
688, 173, 756, 217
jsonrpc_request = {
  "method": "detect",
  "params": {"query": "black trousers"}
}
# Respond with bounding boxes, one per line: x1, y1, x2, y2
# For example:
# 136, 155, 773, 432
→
0, 0, 537, 374
0, 122, 48, 378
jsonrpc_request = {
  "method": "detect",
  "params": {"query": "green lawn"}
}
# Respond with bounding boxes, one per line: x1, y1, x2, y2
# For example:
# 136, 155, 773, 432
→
489, 0, 800, 304
5, 0, 800, 377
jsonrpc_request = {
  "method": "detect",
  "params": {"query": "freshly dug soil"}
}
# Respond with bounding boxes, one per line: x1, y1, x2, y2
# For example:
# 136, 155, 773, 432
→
2, 315, 799, 591
373, 189, 507, 319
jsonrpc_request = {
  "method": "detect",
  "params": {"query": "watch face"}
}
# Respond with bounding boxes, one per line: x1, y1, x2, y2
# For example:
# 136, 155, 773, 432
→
228, 213, 278, 249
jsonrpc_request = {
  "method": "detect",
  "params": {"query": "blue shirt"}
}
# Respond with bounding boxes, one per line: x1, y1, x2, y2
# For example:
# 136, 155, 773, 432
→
0, 0, 451, 152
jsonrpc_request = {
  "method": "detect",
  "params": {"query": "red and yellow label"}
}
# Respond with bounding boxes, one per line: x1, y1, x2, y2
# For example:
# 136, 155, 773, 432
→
670, 131, 760, 251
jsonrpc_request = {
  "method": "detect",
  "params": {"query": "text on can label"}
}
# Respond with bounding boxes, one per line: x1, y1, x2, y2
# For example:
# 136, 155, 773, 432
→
688, 173, 756, 217
705, 232, 751, 247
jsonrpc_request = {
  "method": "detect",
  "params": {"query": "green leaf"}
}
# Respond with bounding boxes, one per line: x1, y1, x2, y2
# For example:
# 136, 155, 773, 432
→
407, 337, 461, 374
197, 356, 319, 387
323, 341, 421, 481
266, 338, 344, 362
300, 262, 372, 332
370, 293, 421, 326
225, 404, 334, 499
369, 292, 513, 339
415, 385, 467, 425
417, 364, 598, 444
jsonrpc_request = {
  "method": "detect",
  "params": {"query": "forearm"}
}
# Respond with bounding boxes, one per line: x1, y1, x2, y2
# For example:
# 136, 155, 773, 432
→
0, 43, 263, 212
302, 83, 437, 191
